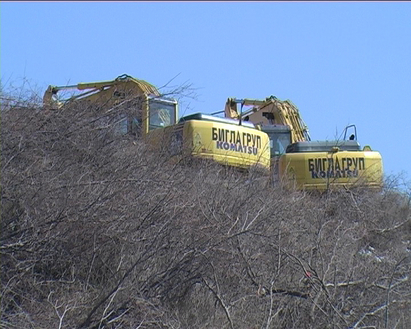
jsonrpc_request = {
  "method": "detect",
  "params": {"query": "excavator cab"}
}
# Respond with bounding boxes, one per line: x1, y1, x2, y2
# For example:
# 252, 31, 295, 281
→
115, 96, 178, 136
262, 125, 292, 157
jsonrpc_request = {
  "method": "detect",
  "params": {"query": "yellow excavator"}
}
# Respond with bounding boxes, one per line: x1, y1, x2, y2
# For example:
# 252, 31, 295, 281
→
225, 96, 383, 190
43, 74, 271, 171
43, 75, 383, 190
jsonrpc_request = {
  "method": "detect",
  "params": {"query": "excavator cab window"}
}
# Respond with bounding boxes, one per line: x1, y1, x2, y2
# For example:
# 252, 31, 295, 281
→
148, 98, 177, 131
262, 126, 292, 158
113, 115, 140, 136
269, 132, 292, 157
111, 98, 177, 136
115, 115, 129, 135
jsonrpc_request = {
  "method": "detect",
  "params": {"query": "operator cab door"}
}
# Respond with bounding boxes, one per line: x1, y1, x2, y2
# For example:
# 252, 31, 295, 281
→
261, 125, 292, 184
261, 125, 292, 158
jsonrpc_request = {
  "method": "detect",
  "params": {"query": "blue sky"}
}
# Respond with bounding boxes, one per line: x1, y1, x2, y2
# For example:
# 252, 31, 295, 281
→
2, 2, 411, 180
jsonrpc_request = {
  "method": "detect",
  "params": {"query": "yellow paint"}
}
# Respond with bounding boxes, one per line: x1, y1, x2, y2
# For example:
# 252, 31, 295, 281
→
183, 120, 271, 170
279, 150, 383, 190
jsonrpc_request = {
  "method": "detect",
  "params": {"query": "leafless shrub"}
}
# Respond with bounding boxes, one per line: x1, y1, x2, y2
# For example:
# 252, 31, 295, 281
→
1, 88, 410, 328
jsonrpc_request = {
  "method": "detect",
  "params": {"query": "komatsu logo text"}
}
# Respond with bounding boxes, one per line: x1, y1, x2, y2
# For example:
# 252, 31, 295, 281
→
308, 157, 365, 179
212, 127, 261, 155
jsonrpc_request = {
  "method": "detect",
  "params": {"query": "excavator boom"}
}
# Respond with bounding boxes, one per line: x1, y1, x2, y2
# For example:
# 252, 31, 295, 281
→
43, 74, 160, 110
225, 96, 310, 143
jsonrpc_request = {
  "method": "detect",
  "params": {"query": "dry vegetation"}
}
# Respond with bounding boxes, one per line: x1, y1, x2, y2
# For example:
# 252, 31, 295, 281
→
1, 92, 410, 328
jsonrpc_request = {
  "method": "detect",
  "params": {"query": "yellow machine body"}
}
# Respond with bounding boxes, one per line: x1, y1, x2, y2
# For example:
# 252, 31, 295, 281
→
148, 114, 271, 171
279, 148, 383, 190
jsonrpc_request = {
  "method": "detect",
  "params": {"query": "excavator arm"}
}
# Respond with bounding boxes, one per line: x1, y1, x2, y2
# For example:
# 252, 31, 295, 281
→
224, 96, 311, 143
43, 74, 160, 110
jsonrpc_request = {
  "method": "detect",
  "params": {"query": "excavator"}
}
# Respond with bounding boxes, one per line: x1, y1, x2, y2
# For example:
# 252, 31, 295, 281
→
43, 75, 383, 190
224, 96, 384, 190
43, 74, 271, 171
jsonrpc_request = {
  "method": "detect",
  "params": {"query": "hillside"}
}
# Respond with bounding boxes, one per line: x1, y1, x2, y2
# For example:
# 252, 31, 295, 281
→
1, 100, 410, 328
